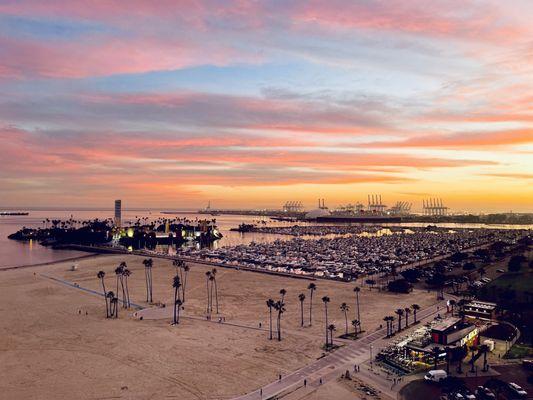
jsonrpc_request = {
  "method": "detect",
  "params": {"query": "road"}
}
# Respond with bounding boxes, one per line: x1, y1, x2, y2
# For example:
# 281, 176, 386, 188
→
232, 296, 455, 400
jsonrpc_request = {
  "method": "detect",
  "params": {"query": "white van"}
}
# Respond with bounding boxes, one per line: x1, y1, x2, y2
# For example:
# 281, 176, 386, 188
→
424, 370, 447, 382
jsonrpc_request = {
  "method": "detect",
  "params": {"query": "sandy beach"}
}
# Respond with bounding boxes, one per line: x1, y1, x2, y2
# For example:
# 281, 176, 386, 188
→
0, 254, 436, 399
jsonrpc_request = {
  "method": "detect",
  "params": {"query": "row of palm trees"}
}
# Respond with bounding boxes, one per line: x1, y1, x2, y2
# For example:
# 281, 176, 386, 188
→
97, 265, 132, 318
383, 303, 421, 337
266, 289, 286, 341
205, 268, 220, 315
267, 284, 365, 350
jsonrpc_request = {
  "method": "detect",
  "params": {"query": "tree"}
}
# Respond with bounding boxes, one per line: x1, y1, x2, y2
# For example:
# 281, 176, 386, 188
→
182, 264, 190, 302
274, 300, 286, 341
383, 316, 390, 337
115, 263, 127, 308
266, 299, 275, 340
106, 291, 115, 318
388, 279, 413, 293
279, 288, 286, 302
322, 296, 331, 347
308, 283, 317, 326
445, 347, 452, 373
395, 308, 404, 332
111, 295, 119, 318
123, 268, 132, 308
143, 258, 153, 303
432, 346, 441, 370
365, 279, 376, 290
172, 274, 181, 325
298, 293, 306, 327
205, 271, 212, 313
328, 324, 336, 346
412, 304, 420, 324
479, 344, 490, 372
340, 303, 350, 335
209, 274, 216, 314
351, 319, 360, 338
448, 299, 456, 316
353, 286, 361, 331
509, 255, 526, 272
97, 271, 109, 318
211, 268, 219, 314
404, 307, 411, 328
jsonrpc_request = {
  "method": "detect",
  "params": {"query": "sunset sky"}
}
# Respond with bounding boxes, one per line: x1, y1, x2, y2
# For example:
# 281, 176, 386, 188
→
1, 1, 532, 212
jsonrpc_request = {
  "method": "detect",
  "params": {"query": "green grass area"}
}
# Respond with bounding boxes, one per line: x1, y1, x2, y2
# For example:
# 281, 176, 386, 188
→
504, 343, 533, 359
481, 271, 533, 301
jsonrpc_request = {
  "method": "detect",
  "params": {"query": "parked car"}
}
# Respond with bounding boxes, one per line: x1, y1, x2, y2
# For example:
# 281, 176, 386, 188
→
425, 370, 447, 382
508, 382, 527, 397
475, 386, 496, 400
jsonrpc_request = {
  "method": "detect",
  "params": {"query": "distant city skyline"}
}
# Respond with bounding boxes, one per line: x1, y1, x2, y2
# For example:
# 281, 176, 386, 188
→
1, 1, 532, 212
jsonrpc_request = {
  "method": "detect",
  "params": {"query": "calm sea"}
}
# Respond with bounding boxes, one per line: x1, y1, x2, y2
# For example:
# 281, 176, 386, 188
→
1, 209, 530, 269
0, 209, 288, 269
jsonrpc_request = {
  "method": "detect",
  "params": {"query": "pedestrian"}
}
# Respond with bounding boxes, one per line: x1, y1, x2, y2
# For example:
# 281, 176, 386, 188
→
279, 374, 281, 381
259, 322, 262, 328
304, 379, 307, 387
260, 388, 262, 398
319, 378, 322, 385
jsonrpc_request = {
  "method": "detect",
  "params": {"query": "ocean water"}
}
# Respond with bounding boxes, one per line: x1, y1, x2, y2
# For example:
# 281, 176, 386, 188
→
0, 209, 288, 269
1, 209, 530, 269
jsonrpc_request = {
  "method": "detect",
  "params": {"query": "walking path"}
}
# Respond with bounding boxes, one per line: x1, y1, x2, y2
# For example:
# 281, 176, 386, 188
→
231, 295, 456, 400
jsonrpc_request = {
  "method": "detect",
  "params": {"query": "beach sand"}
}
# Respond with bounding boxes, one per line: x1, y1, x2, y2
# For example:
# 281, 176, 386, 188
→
0, 254, 436, 399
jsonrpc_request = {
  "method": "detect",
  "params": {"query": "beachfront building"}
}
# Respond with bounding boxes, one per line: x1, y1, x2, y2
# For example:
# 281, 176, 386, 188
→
463, 301, 497, 321
430, 317, 479, 346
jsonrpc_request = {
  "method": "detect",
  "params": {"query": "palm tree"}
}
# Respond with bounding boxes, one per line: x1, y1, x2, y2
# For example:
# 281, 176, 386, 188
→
274, 300, 286, 341
123, 268, 132, 308
328, 324, 336, 346
308, 283, 316, 325
182, 264, 190, 302
449, 299, 456, 316
110, 295, 119, 318
298, 293, 306, 327
97, 271, 109, 318
114, 264, 125, 307
209, 274, 216, 314
445, 346, 452, 373
395, 308, 404, 332
107, 291, 115, 317
266, 299, 275, 340
172, 274, 181, 325
322, 296, 330, 347
479, 344, 490, 371
205, 271, 212, 313
412, 304, 420, 324
432, 346, 441, 370
404, 307, 411, 328
351, 319, 360, 338
142, 258, 153, 303
279, 288, 286, 302
175, 299, 183, 324
353, 286, 361, 331
340, 303, 350, 335
211, 268, 219, 314
383, 316, 390, 337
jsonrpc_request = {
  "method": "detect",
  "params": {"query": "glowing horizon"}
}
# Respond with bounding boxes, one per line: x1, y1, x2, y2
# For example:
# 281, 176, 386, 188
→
1, 1, 532, 212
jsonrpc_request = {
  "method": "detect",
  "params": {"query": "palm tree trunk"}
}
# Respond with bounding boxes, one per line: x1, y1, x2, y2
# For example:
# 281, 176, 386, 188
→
413, 310, 417, 323
214, 278, 219, 314
120, 276, 126, 308
356, 292, 360, 326
300, 301, 304, 327
173, 287, 178, 324
309, 291, 313, 325
344, 312, 348, 335
325, 305, 329, 347
277, 312, 281, 341
206, 278, 210, 313
145, 268, 149, 302
101, 279, 109, 318
125, 278, 130, 308
269, 308, 273, 340
183, 270, 188, 302
148, 268, 153, 303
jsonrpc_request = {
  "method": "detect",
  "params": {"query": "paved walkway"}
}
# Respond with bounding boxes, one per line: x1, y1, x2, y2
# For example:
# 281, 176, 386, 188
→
232, 296, 455, 400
